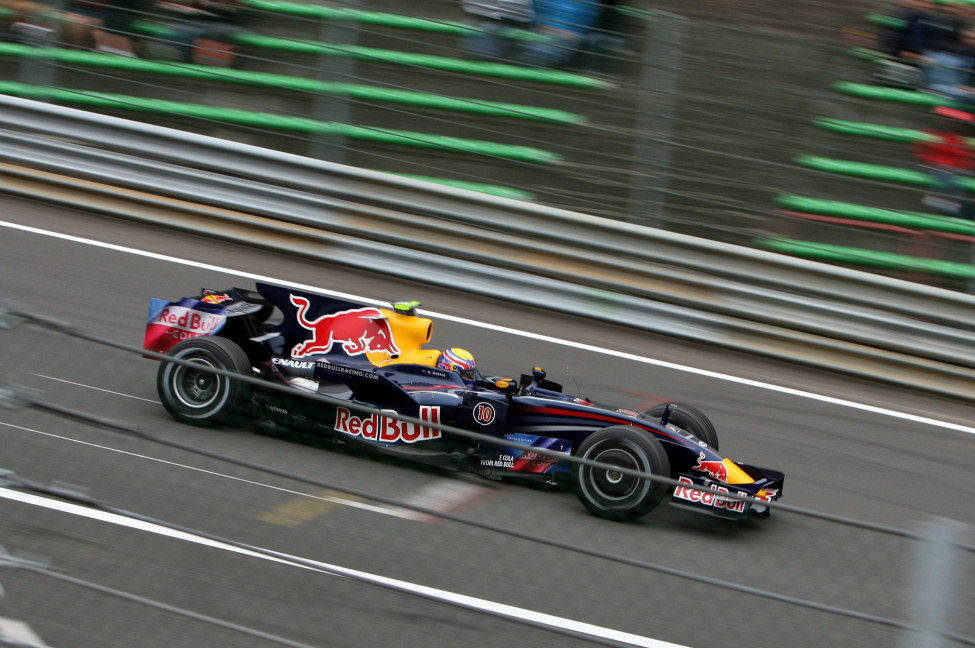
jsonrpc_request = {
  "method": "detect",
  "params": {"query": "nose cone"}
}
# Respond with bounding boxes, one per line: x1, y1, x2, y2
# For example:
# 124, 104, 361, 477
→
721, 459, 754, 485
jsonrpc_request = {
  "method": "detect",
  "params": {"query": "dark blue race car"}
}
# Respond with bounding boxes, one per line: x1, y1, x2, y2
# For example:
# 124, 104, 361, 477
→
144, 282, 784, 521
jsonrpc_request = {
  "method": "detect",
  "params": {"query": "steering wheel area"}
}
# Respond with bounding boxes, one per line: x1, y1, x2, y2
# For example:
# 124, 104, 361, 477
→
518, 366, 547, 396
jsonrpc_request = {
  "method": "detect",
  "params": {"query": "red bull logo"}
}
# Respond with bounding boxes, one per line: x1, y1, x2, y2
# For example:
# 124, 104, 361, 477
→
673, 476, 747, 513
201, 292, 233, 305
334, 406, 440, 443
694, 451, 729, 482
511, 450, 560, 473
756, 488, 779, 503
290, 296, 400, 358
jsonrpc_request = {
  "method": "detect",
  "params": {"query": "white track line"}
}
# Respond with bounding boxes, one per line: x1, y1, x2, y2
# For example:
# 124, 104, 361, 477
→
0, 487, 689, 648
0, 421, 408, 518
30, 374, 158, 403
2, 219, 974, 437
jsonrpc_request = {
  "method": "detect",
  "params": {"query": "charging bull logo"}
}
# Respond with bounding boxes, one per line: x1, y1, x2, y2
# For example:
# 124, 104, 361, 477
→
290, 296, 400, 358
694, 452, 729, 482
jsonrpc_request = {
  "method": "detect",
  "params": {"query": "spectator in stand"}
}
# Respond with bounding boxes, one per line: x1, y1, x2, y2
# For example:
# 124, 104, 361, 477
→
62, 0, 105, 49
914, 105, 975, 219
571, 0, 625, 74
0, 0, 37, 16
889, 0, 975, 99
156, 0, 243, 66
459, 0, 613, 70
64, 0, 151, 55
458, 0, 534, 61
878, 0, 935, 56
514, 0, 606, 69
2, 0, 57, 43
930, 23, 975, 105
100, 0, 153, 54
890, 0, 955, 58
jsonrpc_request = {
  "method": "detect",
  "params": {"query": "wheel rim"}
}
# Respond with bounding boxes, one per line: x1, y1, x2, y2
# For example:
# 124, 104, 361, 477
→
589, 447, 643, 501
171, 357, 223, 409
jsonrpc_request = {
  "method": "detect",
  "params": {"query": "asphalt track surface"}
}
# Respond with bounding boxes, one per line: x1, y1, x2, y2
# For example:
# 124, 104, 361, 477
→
0, 195, 973, 648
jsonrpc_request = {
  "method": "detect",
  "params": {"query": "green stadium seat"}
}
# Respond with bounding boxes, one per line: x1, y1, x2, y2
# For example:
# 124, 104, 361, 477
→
760, 237, 975, 279
775, 194, 975, 235
0, 80, 562, 163
0, 43, 586, 123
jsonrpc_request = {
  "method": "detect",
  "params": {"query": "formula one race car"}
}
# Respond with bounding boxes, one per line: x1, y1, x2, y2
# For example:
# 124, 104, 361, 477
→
144, 283, 784, 521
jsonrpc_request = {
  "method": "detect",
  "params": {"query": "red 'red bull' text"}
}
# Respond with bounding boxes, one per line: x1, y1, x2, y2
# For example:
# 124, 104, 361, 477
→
511, 450, 559, 473
152, 306, 225, 333
334, 406, 440, 443
673, 476, 747, 513
144, 305, 228, 354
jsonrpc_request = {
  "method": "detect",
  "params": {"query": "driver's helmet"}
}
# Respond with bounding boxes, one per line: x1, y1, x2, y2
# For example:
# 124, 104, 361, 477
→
438, 347, 477, 382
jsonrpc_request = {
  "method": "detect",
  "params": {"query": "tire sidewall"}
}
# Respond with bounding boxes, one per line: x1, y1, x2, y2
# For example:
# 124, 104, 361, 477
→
157, 336, 250, 426
572, 426, 670, 521
645, 402, 719, 452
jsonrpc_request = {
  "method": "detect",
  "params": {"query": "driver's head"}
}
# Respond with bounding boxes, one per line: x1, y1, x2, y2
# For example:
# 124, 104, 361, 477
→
438, 347, 476, 383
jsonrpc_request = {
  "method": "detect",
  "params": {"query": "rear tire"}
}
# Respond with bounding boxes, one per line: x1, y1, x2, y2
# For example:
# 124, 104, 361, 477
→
645, 402, 719, 451
157, 336, 251, 427
572, 426, 670, 521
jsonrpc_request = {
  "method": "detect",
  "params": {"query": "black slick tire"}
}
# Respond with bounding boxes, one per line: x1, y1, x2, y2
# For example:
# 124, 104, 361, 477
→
571, 425, 671, 521
645, 402, 719, 451
156, 336, 251, 427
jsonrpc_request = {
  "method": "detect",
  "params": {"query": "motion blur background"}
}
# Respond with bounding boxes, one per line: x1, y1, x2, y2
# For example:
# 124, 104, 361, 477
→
7, 0, 973, 288
1, 1, 974, 648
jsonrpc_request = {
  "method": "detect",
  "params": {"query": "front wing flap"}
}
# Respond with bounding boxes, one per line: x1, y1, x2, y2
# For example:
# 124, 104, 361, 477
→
670, 464, 784, 519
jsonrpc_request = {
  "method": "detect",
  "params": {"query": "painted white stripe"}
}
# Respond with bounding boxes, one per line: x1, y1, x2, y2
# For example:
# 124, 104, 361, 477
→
0, 487, 689, 648
397, 478, 491, 521
30, 373, 158, 403
2, 219, 974, 437
0, 421, 409, 518
0, 617, 47, 647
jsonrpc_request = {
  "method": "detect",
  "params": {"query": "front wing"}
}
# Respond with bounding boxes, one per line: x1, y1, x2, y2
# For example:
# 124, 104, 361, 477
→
670, 463, 784, 519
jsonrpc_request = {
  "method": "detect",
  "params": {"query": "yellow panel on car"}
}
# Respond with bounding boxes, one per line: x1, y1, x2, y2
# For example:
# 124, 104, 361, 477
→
366, 307, 438, 367
722, 459, 754, 485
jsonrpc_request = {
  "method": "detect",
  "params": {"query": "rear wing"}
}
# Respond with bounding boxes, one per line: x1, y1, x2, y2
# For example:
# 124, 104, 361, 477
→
144, 288, 268, 354
144, 296, 228, 354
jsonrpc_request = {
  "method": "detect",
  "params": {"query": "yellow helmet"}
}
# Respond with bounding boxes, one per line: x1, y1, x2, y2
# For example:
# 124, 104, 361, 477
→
438, 347, 476, 382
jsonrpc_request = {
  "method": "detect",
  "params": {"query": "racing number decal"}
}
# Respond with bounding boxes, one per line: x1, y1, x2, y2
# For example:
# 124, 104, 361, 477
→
473, 402, 496, 426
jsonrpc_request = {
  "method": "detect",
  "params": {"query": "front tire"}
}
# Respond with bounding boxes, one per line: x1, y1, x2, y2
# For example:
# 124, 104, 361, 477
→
157, 336, 251, 427
572, 426, 671, 521
645, 402, 719, 451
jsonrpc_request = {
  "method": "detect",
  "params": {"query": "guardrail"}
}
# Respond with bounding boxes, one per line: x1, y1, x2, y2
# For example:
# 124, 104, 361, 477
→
2, 94, 975, 400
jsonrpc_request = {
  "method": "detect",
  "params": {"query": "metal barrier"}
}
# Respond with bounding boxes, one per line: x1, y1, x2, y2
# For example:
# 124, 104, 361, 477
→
2, 95, 975, 400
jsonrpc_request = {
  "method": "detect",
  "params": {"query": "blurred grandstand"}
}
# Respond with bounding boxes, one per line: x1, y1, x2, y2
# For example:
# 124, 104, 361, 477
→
11, 0, 975, 291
